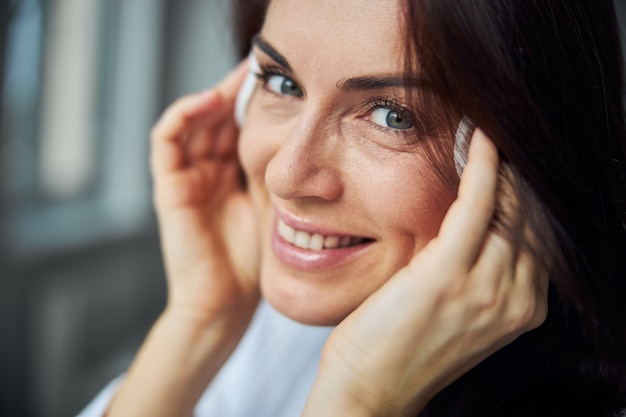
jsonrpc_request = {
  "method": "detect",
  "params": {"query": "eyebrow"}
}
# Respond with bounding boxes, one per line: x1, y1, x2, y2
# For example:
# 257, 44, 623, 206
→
252, 34, 293, 71
252, 34, 425, 92
336, 76, 424, 92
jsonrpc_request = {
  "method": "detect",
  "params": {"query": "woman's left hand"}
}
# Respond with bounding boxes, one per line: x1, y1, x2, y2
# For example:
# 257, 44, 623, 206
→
302, 129, 549, 417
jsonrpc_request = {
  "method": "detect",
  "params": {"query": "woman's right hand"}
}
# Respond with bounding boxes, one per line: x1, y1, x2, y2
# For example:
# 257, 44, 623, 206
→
151, 60, 260, 323
106, 62, 261, 417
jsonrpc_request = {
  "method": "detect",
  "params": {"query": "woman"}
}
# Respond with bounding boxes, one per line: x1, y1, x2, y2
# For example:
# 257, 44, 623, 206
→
82, 0, 626, 416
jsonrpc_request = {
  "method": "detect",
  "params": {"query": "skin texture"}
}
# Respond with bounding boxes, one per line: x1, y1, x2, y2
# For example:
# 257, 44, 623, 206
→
239, 0, 456, 325
105, 1, 548, 415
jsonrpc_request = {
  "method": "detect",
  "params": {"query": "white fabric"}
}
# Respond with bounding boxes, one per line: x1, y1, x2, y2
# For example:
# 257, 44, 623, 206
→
77, 300, 333, 417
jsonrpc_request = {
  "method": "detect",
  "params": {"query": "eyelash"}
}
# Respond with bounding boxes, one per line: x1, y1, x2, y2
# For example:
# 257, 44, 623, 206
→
254, 64, 300, 96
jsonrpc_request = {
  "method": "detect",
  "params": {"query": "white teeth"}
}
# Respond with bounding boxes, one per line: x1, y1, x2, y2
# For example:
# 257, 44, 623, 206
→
324, 236, 340, 249
279, 220, 296, 242
294, 231, 310, 249
277, 219, 367, 251
309, 234, 324, 250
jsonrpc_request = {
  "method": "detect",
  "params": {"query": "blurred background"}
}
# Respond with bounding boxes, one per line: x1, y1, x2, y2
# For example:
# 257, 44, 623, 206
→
0, 1, 625, 417
0, 0, 235, 416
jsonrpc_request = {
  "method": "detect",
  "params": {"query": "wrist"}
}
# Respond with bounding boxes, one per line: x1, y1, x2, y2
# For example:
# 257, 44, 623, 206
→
163, 293, 259, 332
107, 301, 258, 417
158, 298, 260, 373
302, 350, 432, 417
304, 378, 419, 417
151, 306, 253, 377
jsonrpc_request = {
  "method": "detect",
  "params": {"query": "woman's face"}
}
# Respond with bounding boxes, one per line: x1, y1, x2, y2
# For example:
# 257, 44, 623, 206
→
238, 0, 456, 325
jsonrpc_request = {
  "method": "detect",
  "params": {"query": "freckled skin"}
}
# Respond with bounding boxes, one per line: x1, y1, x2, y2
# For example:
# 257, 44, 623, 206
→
238, 0, 456, 325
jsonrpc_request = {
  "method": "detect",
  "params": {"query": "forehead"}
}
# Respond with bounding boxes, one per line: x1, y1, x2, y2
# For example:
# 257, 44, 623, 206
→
262, 0, 406, 77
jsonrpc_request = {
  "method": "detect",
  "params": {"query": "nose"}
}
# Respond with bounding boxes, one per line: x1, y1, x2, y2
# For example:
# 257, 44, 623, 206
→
265, 109, 344, 202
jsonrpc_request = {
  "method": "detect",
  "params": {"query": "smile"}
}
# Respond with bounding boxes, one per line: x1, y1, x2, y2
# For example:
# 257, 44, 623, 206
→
271, 212, 375, 271
277, 219, 367, 251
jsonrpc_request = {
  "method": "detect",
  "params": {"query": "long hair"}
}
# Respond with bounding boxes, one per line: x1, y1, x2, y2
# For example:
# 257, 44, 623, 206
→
404, 1, 626, 415
232, 0, 626, 415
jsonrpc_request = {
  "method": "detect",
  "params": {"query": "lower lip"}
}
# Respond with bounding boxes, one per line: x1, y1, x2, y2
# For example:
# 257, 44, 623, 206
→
271, 222, 373, 272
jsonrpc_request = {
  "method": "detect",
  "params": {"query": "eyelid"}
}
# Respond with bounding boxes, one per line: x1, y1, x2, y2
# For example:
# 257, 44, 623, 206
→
255, 63, 305, 96
254, 63, 291, 79
365, 97, 410, 111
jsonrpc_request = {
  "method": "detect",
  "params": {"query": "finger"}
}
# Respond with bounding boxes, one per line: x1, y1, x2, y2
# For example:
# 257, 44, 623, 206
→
186, 59, 251, 142
214, 118, 240, 157
438, 129, 500, 268
179, 60, 250, 163
151, 90, 222, 175
151, 59, 249, 174
467, 232, 547, 342
215, 58, 250, 105
153, 90, 221, 145
470, 230, 516, 290
184, 117, 240, 166
512, 250, 549, 331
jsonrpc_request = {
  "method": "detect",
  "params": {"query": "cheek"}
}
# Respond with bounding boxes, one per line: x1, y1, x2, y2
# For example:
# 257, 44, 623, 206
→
237, 97, 293, 180
238, 120, 274, 180
237, 126, 261, 178
405, 180, 454, 247
356, 158, 455, 249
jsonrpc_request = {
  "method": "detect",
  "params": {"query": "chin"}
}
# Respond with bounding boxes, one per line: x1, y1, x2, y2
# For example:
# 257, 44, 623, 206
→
260, 271, 361, 327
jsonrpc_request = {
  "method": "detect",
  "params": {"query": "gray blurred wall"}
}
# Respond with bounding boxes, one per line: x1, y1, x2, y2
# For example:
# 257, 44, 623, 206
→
0, 1, 235, 416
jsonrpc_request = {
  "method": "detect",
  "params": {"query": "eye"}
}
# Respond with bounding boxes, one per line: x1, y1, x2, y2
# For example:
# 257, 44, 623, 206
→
371, 107, 413, 130
265, 74, 303, 97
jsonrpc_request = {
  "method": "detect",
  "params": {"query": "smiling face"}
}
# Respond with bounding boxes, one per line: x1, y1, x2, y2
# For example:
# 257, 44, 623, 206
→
238, 0, 456, 325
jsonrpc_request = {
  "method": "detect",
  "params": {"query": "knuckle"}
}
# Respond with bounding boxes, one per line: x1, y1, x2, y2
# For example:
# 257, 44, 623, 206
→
471, 286, 499, 312
529, 299, 548, 329
507, 296, 542, 331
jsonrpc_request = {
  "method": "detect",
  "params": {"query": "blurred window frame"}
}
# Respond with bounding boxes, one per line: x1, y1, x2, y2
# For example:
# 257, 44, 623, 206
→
1, 0, 165, 259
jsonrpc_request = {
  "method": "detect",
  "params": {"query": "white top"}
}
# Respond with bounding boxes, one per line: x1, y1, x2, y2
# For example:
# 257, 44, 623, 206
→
77, 300, 334, 417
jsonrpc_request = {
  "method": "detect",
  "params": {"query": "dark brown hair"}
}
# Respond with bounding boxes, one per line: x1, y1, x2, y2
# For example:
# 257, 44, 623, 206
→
404, 1, 626, 415
232, 0, 626, 415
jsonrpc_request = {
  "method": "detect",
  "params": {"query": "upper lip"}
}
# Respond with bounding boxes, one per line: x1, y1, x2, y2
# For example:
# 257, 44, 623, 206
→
274, 206, 375, 240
